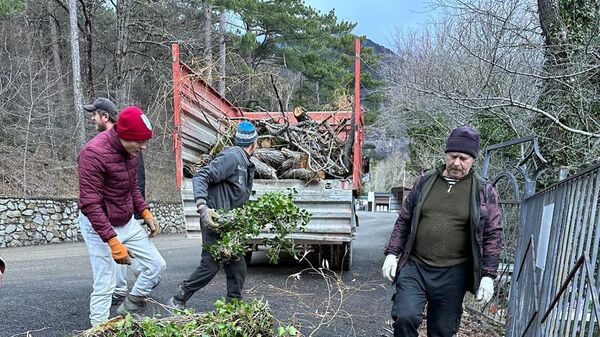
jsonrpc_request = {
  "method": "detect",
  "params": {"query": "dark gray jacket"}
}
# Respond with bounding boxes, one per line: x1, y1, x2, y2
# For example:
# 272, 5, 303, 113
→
192, 146, 255, 210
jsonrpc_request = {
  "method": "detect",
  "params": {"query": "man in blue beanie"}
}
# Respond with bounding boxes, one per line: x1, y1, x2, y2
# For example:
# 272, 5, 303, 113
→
169, 121, 257, 309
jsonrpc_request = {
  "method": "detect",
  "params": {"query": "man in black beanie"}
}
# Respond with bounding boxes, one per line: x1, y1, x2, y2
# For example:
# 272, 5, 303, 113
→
382, 126, 503, 337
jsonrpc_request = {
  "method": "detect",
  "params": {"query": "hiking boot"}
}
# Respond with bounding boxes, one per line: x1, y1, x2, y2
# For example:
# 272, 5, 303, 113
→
117, 294, 146, 316
168, 284, 193, 310
111, 293, 126, 306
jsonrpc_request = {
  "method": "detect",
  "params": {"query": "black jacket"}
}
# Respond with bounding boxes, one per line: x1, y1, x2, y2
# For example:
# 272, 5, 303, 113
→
192, 146, 255, 210
137, 153, 145, 199
134, 153, 145, 219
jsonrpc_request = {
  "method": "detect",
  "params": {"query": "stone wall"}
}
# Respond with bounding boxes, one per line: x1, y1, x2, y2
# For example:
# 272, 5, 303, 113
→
0, 198, 185, 248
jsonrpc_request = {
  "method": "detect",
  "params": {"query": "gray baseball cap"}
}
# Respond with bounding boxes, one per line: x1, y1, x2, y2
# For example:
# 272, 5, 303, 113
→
83, 97, 118, 121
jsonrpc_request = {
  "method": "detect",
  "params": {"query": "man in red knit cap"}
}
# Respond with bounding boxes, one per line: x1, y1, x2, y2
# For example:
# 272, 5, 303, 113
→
83, 97, 147, 306
78, 106, 166, 326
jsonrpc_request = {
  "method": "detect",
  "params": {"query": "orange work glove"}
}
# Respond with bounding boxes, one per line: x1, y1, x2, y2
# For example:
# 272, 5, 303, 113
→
141, 209, 159, 238
107, 237, 135, 265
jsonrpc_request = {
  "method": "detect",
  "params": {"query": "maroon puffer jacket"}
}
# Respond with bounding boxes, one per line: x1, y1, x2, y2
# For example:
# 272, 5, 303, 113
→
78, 128, 148, 242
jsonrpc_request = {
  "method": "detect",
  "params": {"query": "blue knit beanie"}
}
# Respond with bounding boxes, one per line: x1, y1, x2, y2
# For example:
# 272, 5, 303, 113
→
235, 121, 258, 147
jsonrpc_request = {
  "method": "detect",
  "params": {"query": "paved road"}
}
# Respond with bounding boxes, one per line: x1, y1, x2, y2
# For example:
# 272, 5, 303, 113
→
0, 211, 398, 337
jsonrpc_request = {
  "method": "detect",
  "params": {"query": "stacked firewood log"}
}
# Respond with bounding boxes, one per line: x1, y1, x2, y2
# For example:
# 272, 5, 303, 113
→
193, 110, 355, 183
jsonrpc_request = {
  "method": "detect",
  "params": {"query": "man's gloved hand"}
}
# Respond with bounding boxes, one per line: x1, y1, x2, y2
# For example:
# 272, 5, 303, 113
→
382, 254, 398, 282
141, 209, 160, 238
206, 208, 220, 229
107, 237, 135, 265
476, 276, 495, 304
196, 200, 220, 229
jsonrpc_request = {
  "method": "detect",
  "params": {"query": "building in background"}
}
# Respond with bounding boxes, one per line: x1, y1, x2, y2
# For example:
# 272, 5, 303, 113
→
365, 187, 411, 212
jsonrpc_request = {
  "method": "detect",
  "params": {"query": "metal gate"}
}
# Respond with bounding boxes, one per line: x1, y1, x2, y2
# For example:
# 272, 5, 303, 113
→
506, 161, 600, 336
464, 136, 547, 326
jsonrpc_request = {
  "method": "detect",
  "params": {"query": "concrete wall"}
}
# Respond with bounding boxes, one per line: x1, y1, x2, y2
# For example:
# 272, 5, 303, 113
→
0, 198, 185, 248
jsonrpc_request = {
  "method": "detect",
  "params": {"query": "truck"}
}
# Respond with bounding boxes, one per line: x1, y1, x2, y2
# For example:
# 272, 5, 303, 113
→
171, 39, 367, 270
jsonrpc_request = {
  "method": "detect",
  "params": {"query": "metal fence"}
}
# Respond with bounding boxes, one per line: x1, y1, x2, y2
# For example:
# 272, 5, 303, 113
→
506, 163, 600, 337
465, 136, 546, 326
464, 188, 519, 325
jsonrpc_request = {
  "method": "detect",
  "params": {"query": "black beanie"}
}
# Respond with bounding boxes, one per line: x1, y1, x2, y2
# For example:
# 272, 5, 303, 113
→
445, 126, 480, 158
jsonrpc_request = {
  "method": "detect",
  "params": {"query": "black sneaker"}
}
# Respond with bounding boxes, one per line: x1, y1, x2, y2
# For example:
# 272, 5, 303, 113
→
168, 284, 193, 310
111, 293, 126, 306
168, 296, 186, 311
117, 294, 146, 316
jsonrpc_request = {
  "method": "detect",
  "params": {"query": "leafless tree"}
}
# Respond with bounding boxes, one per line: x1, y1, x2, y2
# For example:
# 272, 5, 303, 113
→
217, 8, 226, 95
68, 0, 86, 150
47, 1, 68, 108
369, 151, 414, 192
379, 0, 600, 180
203, 1, 213, 83
116, 0, 130, 105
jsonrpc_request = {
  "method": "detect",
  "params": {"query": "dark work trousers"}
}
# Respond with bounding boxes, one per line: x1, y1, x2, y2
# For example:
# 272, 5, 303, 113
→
181, 223, 247, 299
391, 259, 468, 337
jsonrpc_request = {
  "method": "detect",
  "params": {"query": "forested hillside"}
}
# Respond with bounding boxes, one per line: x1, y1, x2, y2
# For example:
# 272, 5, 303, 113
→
3, 0, 600, 197
0, 0, 381, 199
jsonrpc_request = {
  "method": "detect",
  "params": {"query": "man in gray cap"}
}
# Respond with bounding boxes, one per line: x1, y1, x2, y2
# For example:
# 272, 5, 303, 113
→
82, 97, 146, 306
84, 97, 119, 132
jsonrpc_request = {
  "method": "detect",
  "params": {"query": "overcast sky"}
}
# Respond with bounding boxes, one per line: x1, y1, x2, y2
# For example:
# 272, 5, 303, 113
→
303, 0, 434, 50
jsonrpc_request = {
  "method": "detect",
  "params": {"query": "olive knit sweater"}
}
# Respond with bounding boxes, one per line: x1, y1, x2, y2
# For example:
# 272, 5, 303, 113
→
411, 173, 472, 267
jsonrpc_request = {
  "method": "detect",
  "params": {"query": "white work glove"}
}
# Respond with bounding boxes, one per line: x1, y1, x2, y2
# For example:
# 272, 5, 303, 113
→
382, 254, 398, 282
476, 276, 495, 304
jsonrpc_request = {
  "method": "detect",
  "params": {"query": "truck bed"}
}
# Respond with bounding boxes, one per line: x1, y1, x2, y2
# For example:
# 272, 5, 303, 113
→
180, 178, 356, 245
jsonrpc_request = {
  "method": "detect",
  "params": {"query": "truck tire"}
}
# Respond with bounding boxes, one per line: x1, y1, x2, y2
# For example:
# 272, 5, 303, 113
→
244, 251, 253, 266
316, 245, 331, 268
318, 243, 352, 271
339, 242, 352, 271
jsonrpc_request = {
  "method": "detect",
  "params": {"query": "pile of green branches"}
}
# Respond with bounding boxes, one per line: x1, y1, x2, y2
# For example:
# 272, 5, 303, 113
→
207, 190, 310, 264
80, 299, 299, 337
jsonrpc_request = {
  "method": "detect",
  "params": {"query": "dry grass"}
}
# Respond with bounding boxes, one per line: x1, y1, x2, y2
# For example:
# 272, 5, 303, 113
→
0, 144, 180, 202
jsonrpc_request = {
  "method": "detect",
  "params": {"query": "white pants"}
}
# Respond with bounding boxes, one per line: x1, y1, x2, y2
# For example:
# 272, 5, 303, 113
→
114, 221, 143, 297
79, 213, 166, 326
114, 257, 142, 296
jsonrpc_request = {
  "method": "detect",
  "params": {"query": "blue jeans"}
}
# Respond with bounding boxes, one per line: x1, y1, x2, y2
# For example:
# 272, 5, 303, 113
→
79, 213, 166, 326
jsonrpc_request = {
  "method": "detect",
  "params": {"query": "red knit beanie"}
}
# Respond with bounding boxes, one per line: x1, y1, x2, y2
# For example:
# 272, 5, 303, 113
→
116, 106, 153, 141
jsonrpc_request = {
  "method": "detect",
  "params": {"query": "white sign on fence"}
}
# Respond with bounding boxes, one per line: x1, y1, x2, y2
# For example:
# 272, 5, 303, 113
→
536, 203, 554, 270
